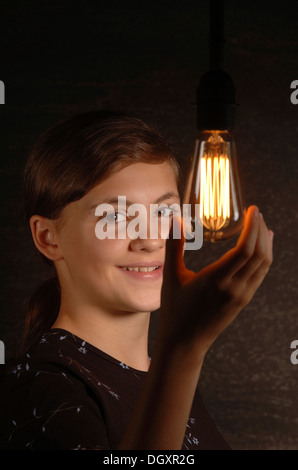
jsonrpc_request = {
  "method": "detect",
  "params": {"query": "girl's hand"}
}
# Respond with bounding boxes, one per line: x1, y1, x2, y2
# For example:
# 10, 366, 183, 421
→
159, 205, 274, 361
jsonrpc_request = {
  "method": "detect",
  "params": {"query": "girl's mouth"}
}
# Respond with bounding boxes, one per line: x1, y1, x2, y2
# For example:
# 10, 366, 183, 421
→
117, 263, 163, 280
120, 266, 159, 272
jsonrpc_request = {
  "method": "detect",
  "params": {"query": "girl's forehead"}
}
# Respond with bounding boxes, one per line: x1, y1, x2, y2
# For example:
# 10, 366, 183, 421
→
110, 160, 177, 179
84, 162, 180, 211
56, 162, 180, 227
93, 161, 178, 193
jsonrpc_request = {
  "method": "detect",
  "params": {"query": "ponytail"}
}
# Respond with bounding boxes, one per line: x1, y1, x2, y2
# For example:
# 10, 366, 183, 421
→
22, 277, 60, 354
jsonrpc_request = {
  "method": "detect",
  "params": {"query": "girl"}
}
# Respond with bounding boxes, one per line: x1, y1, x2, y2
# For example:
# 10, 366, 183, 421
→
0, 111, 273, 450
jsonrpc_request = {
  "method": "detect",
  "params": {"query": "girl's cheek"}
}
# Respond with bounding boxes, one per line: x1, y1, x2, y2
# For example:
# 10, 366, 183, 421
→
95, 219, 128, 241
91, 237, 129, 261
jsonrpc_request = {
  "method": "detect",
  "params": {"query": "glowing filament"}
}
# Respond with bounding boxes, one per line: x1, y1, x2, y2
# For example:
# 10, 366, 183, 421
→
199, 155, 230, 231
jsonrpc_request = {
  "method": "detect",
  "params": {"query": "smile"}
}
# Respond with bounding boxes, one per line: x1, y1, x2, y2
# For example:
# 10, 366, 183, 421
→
120, 266, 159, 272
116, 263, 163, 280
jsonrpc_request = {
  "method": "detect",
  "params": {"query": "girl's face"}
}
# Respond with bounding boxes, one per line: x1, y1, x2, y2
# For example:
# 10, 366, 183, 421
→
54, 161, 180, 315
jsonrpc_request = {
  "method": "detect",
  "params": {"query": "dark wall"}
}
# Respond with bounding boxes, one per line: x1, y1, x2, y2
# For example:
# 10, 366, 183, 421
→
1, 0, 297, 450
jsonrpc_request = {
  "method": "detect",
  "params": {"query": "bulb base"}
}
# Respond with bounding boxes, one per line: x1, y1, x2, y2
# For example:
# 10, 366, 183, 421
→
196, 69, 236, 131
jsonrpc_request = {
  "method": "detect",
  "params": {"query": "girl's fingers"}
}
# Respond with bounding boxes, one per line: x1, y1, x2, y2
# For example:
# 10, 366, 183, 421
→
233, 212, 273, 282
213, 206, 261, 280
244, 254, 273, 302
246, 226, 274, 287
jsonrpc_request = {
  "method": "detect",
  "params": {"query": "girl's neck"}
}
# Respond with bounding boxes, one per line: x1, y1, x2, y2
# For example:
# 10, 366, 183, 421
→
52, 305, 151, 372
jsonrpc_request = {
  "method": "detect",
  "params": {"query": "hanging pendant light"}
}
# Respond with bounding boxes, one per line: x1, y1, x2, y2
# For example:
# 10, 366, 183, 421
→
183, 0, 245, 242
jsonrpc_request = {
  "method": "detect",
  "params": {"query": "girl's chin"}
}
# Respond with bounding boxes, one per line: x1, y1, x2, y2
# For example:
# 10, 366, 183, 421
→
121, 299, 161, 314
119, 287, 161, 312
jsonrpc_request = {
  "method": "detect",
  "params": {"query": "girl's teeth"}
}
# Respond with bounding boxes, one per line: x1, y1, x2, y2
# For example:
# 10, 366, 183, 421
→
123, 266, 158, 272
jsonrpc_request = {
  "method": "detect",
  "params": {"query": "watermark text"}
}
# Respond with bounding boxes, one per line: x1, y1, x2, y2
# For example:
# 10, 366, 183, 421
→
290, 340, 298, 365
0, 81, 4, 104
94, 197, 203, 250
290, 80, 298, 104
0, 340, 5, 364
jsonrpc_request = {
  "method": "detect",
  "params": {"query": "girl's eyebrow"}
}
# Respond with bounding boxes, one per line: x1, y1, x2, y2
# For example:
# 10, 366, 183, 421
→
88, 192, 181, 212
154, 191, 181, 204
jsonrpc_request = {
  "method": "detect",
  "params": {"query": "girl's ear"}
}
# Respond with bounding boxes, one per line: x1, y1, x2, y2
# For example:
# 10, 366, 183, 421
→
29, 215, 64, 261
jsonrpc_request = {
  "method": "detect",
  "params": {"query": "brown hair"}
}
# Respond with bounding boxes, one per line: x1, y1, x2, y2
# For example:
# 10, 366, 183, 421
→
22, 110, 180, 353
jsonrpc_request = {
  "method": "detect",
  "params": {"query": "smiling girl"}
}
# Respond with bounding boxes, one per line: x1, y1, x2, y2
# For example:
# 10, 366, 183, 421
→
0, 111, 273, 450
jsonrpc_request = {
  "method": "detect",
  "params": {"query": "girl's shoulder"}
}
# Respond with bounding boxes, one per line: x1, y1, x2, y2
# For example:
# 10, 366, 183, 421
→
0, 330, 110, 450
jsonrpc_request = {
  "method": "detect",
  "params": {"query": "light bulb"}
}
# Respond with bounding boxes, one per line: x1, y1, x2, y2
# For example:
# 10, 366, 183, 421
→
183, 129, 245, 242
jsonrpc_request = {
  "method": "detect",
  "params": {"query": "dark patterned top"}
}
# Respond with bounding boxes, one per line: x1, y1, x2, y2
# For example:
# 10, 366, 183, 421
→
0, 329, 230, 450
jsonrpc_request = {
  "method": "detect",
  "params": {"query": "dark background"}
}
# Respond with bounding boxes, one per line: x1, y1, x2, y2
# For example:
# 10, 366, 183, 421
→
1, 0, 297, 450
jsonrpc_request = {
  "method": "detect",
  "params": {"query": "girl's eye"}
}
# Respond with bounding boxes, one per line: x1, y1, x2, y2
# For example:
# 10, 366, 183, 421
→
103, 212, 127, 223
155, 207, 176, 217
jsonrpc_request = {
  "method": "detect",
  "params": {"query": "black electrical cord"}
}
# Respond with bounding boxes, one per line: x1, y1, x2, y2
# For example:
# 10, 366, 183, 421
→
196, 0, 236, 131
209, 0, 225, 70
